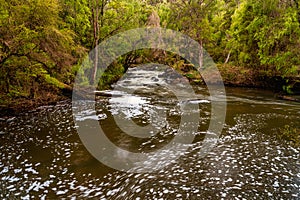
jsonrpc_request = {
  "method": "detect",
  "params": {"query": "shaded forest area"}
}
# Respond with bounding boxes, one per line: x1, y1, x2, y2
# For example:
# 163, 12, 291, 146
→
1, 0, 300, 111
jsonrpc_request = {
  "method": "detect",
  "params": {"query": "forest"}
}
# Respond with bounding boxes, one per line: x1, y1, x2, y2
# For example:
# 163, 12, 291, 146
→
0, 1, 300, 198
1, 0, 300, 110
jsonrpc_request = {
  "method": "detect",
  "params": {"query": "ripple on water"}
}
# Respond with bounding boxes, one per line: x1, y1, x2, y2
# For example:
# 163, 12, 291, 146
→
0, 93, 299, 199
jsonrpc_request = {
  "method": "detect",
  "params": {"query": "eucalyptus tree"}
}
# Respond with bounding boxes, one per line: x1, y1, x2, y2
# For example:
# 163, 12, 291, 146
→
229, 0, 300, 78
167, 0, 220, 68
0, 0, 77, 98
59, 0, 92, 47
70, 0, 152, 85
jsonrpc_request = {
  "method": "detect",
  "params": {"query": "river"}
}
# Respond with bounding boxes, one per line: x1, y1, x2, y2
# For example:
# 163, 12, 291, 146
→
0, 67, 299, 199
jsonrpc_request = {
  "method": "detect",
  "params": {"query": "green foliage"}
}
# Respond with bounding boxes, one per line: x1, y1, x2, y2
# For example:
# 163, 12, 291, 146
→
99, 0, 151, 40
282, 84, 293, 94
60, 0, 92, 46
0, 0, 78, 100
44, 74, 69, 89
1, 0, 300, 106
168, 0, 218, 46
72, 58, 91, 86
98, 62, 125, 90
229, 0, 300, 78
279, 125, 300, 147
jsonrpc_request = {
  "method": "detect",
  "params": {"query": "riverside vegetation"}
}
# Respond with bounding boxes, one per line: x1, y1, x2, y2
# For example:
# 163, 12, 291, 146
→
1, 0, 300, 111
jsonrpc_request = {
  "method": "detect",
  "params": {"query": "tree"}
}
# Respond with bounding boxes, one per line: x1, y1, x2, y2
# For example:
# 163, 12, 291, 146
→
59, 0, 92, 47
0, 0, 77, 98
86, 0, 151, 84
229, 0, 300, 78
168, 0, 219, 69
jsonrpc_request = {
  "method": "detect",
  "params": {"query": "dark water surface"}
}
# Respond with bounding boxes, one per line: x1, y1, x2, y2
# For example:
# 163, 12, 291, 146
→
0, 68, 299, 199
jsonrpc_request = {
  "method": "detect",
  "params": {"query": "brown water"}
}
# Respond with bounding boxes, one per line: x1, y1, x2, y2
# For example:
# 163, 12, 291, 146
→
0, 67, 299, 199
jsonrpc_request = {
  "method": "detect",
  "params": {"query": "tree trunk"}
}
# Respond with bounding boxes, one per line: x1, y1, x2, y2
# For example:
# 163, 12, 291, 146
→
91, 0, 99, 85
225, 50, 231, 64
90, 0, 106, 85
199, 40, 203, 69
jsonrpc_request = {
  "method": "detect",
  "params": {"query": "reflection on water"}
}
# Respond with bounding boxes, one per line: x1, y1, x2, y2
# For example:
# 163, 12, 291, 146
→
0, 67, 299, 199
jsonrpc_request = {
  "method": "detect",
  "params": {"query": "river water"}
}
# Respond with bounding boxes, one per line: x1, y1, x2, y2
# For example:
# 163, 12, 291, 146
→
0, 67, 299, 199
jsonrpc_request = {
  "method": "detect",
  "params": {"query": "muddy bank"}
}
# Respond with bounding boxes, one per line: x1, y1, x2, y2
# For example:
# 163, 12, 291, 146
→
0, 94, 70, 117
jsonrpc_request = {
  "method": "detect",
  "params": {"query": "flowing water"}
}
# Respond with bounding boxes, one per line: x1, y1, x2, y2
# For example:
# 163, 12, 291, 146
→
0, 67, 299, 199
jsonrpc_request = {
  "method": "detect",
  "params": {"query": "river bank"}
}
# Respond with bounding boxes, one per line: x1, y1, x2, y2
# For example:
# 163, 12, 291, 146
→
1, 86, 299, 119
1, 64, 299, 117
0, 93, 69, 117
